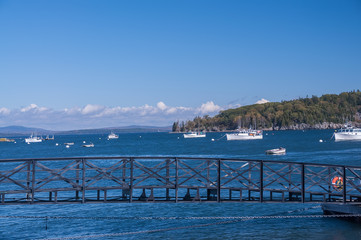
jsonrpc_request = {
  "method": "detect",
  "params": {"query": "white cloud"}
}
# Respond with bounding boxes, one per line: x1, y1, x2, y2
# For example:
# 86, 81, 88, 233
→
81, 104, 104, 115
157, 101, 167, 111
0, 107, 10, 115
198, 101, 222, 114
255, 98, 270, 104
20, 104, 48, 112
0, 101, 227, 131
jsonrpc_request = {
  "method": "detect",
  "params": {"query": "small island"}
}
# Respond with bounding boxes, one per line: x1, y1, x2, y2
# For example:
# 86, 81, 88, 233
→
172, 90, 361, 132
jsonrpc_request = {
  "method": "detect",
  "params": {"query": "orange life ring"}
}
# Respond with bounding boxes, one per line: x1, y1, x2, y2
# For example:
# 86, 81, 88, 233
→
331, 176, 343, 191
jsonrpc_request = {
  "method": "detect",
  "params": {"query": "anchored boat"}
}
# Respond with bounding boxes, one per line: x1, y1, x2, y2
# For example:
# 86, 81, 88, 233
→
183, 132, 206, 138
334, 124, 361, 141
25, 134, 42, 143
226, 129, 263, 140
108, 132, 119, 139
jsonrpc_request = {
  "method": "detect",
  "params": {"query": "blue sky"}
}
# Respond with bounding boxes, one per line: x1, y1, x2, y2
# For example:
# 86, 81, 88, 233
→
0, 0, 360, 130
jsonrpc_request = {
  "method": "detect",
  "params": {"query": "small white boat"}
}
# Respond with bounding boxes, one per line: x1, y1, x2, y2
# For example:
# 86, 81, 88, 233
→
334, 124, 361, 141
25, 134, 42, 143
266, 147, 286, 155
64, 142, 74, 146
226, 129, 263, 140
108, 132, 119, 139
183, 132, 206, 138
82, 143, 94, 147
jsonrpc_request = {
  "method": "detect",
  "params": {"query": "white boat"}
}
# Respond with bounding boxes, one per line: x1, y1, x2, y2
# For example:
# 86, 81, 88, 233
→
108, 132, 119, 139
25, 134, 42, 143
226, 129, 263, 140
64, 142, 74, 146
266, 147, 286, 155
82, 143, 94, 147
334, 124, 361, 141
183, 132, 206, 138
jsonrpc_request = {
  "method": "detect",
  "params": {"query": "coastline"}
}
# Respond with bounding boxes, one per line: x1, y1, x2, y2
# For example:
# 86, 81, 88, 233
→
171, 122, 354, 133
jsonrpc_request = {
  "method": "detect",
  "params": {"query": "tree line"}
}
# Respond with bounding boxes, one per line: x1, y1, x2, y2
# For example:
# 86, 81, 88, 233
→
172, 90, 361, 132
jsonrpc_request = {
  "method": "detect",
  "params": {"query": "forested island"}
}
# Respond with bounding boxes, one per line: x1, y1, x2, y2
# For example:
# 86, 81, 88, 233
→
172, 91, 361, 132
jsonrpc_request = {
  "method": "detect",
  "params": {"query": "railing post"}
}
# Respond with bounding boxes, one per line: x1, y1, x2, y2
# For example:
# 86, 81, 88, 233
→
166, 159, 170, 201
217, 159, 221, 203
260, 161, 263, 203
175, 157, 179, 203
27, 161, 31, 201
301, 164, 305, 203
76, 159, 80, 201
31, 159, 36, 203
82, 158, 86, 203
207, 160, 210, 188
129, 157, 134, 203
343, 166, 346, 203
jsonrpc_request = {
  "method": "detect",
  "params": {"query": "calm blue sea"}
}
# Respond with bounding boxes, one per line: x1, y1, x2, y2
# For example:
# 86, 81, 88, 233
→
1, 130, 361, 239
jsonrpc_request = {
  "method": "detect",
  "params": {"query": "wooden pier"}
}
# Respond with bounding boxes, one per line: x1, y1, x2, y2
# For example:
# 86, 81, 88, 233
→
1, 156, 361, 205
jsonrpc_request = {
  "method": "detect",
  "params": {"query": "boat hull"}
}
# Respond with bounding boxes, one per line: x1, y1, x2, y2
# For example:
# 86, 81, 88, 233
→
183, 134, 206, 138
334, 133, 361, 141
108, 136, 119, 139
266, 148, 286, 155
226, 134, 263, 140
25, 138, 42, 143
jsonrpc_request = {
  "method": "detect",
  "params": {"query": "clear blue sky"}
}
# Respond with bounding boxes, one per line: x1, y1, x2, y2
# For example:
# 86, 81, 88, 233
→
0, 0, 360, 130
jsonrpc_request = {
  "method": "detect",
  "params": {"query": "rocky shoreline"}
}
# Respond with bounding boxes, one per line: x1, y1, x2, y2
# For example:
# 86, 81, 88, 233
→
173, 122, 361, 133
268, 122, 347, 131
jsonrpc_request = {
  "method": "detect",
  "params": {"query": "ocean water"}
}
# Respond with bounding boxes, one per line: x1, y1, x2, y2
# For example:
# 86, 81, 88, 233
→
1, 130, 361, 239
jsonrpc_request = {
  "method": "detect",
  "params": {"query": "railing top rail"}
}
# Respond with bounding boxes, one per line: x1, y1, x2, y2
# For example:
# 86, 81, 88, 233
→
0, 156, 360, 169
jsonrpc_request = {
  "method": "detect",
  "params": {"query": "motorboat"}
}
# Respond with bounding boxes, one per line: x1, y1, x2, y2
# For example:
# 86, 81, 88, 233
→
108, 132, 119, 139
183, 132, 206, 138
25, 134, 42, 143
64, 142, 74, 146
82, 143, 94, 147
226, 129, 263, 140
334, 124, 361, 141
266, 147, 286, 155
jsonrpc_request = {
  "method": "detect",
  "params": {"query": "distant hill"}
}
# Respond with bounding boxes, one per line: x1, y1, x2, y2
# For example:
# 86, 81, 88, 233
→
0, 125, 172, 136
172, 90, 361, 132
0, 126, 53, 136
58, 125, 172, 135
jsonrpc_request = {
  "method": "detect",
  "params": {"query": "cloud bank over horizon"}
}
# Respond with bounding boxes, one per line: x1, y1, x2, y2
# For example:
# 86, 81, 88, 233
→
0, 99, 268, 130
0, 101, 226, 131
